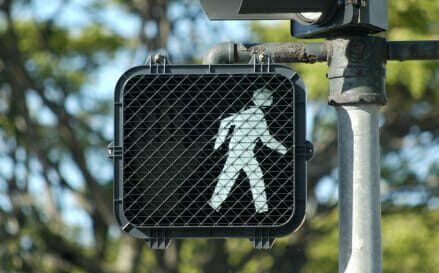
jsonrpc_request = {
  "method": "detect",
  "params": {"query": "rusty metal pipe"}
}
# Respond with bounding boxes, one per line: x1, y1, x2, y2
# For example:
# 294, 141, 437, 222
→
202, 41, 236, 64
203, 41, 330, 64
203, 40, 439, 65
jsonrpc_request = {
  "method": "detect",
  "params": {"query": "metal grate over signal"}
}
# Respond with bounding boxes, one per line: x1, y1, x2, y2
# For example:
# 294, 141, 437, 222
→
123, 73, 295, 228
111, 64, 311, 248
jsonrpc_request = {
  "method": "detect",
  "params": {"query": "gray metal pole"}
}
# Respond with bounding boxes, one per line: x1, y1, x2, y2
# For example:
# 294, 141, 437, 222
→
337, 105, 382, 273
327, 37, 386, 273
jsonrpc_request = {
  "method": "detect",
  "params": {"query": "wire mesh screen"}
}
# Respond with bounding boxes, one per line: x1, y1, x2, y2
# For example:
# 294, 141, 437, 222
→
122, 73, 296, 228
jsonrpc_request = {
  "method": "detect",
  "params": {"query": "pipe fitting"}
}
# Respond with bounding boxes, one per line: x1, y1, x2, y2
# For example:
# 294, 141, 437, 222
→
202, 41, 236, 64
328, 37, 387, 106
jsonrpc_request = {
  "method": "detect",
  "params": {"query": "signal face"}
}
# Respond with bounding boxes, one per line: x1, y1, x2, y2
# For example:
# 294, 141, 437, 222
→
292, 0, 388, 38
239, 0, 335, 14
199, 0, 337, 20
112, 65, 311, 248
198, 0, 387, 38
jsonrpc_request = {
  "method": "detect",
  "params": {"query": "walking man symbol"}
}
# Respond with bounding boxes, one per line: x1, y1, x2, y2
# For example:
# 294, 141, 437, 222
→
208, 88, 288, 213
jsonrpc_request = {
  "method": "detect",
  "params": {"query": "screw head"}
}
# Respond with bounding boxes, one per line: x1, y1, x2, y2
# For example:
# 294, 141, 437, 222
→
258, 53, 268, 63
154, 54, 163, 63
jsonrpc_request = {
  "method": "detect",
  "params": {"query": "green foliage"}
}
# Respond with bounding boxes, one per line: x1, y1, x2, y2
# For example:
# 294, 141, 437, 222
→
382, 210, 439, 273
13, 20, 124, 93
1, 0, 438, 272
386, 0, 439, 103
302, 212, 339, 273
300, 210, 439, 273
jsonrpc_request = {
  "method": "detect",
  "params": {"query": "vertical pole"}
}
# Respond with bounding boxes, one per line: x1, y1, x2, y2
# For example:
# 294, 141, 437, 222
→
337, 105, 382, 273
327, 37, 387, 273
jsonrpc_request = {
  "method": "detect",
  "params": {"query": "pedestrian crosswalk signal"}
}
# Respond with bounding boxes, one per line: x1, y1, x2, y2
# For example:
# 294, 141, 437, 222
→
110, 64, 313, 249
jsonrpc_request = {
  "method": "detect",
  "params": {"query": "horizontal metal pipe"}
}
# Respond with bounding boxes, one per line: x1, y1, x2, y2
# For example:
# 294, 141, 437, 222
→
202, 41, 236, 64
203, 40, 439, 65
236, 42, 329, 63
203, 41, 329, 64
387, 40, 439, 61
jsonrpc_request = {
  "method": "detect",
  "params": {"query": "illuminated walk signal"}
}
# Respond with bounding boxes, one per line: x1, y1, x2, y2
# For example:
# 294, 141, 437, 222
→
110, 64, 313, 249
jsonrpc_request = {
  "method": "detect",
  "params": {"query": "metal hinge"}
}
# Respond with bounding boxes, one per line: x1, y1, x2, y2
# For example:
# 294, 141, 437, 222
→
107, 142, 122, 159
249, 53, 275, 73
250, 229, 275, 249
145, 230, 172, 250
145, 53, 171, 74
295, 141, 314, 161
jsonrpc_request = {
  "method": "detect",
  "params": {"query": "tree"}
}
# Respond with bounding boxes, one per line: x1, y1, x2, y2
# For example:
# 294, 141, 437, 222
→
0, 0, 202, 272
1, 0, 438, 272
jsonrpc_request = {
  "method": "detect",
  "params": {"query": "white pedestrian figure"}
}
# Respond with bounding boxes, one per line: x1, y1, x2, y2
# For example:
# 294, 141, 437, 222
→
208, 88, 288, 213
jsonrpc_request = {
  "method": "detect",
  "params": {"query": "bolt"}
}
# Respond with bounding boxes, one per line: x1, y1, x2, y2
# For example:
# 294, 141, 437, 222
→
258, 53, 268, 63
154, 54, 163, 64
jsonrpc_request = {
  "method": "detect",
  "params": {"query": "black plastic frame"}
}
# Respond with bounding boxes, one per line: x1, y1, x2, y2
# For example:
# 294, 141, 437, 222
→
112, 64, 309, 242
291, 0, 388, 38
